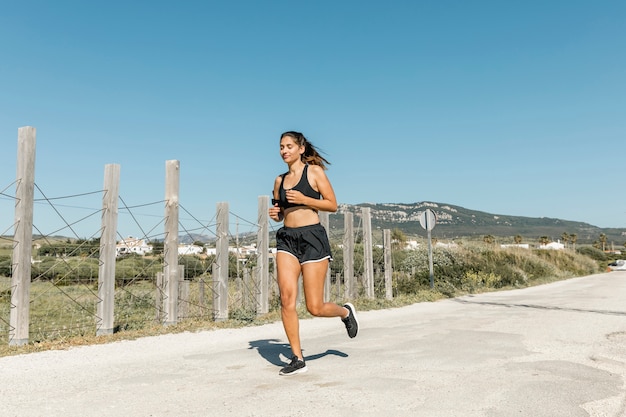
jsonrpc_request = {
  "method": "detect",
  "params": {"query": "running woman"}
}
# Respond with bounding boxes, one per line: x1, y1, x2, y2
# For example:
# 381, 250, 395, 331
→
268, 131, 359, 376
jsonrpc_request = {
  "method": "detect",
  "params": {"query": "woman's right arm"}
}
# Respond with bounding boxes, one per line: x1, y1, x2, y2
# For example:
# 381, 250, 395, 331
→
268, 176, 283, 222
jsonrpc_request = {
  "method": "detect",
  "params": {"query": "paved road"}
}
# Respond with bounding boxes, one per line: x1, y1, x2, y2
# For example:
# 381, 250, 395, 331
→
2, 271, 626, 417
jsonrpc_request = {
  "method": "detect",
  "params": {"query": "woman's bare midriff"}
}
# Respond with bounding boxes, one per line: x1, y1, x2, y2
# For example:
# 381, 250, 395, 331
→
283, 207, 320, 228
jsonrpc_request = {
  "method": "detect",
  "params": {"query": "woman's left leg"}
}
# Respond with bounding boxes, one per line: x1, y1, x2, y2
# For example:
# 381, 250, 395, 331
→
302, 260, 348, 318
277, 252, 305, 360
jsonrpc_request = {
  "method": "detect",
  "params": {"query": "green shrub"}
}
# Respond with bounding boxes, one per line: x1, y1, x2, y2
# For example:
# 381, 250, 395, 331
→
31, 258, 72, 282
115, 256, 161, 283
395, 243, 601, 296
179, 255, 208, 279
461, 271, 500, 293
0, 255, 11, 277
576, 246, 609, 262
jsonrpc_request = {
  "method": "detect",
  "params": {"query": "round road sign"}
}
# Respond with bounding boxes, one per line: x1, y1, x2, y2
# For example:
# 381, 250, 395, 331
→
419, 209, 437, 231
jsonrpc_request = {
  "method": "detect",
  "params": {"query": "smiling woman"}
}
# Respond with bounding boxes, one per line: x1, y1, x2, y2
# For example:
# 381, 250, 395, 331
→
268, 131, 359, 376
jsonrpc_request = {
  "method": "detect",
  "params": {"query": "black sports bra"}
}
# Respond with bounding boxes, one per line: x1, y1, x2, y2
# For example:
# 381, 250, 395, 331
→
274, 165, 321, 209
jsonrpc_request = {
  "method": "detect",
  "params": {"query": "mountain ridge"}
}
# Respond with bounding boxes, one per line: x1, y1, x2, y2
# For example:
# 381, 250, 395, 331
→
331, 201, 626, 245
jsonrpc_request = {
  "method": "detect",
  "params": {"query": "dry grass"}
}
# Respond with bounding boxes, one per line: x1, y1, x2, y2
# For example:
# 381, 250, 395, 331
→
0, 291, 444, 358
0, 311, 283, 358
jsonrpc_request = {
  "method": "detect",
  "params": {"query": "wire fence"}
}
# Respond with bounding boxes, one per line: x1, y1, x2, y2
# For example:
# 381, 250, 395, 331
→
0, 177, 385, 346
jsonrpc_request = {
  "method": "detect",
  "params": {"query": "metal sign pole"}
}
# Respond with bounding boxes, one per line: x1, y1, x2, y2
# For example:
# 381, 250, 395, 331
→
427, 227, 434, 288
420, 209, 437, 289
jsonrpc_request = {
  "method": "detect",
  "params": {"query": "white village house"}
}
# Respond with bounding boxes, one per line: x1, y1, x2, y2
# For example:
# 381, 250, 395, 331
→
539, 240, 565, 250
501, 244, 530, 249
115, 239, 263, 258
116, 237, 153, 257
178, 244, 204, 256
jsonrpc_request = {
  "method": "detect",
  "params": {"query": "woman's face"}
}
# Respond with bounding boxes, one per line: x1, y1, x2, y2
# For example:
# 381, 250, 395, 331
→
280, 136, 304, 164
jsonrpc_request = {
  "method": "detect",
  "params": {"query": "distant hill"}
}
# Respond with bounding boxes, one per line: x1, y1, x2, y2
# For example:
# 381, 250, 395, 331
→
55, 201, 621, 248
329, 202, 626, 246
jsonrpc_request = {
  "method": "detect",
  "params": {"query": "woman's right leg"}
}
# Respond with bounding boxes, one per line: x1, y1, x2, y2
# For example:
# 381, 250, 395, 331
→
277, 252, 303, 359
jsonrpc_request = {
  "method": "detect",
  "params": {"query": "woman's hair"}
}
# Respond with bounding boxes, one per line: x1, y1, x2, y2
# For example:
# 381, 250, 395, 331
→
280, 131, 331, 169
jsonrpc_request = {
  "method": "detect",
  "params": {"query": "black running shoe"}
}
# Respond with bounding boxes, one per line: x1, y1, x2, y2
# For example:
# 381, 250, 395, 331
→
279, 356, 308, 376
342, 303, 359, 338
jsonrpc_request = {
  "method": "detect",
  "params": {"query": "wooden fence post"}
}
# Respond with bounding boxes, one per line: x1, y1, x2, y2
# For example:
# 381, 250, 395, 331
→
10, 126, 36, 346
214, 202, 229, 320
256, 196, 269, 315
97, 163, 120, 335
243, 268, 251, 310
343, 211, 355, 299
319, 211, 331, 302
362, 207, 374, 298
163, 160, 180, 325
383, 229, 393, 300
178, 266, 188, 320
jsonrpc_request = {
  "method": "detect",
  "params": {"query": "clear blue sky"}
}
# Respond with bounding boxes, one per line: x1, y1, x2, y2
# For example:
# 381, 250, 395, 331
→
1, 1, 625, 240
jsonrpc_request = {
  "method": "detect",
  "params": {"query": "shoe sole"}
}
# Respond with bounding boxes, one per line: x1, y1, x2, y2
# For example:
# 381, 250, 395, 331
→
344, 302, 359, 338
279, 365, 308, 376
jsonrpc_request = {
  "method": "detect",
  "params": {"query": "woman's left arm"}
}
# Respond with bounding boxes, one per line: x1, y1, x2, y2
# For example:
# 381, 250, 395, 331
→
306, 165, 338, 213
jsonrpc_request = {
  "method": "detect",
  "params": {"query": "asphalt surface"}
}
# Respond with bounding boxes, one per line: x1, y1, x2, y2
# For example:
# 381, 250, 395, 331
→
1, 271, 626, 417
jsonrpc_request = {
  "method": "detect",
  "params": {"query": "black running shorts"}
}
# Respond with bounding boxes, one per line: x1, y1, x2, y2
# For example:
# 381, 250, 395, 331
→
276, 223, 332, 264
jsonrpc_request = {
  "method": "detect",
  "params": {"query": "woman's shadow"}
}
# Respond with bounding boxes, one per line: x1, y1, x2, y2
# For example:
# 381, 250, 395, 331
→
248, 339, 348, 366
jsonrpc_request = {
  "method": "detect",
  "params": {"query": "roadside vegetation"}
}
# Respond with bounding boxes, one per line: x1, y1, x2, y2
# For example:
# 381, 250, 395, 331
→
0, 240, 615, 358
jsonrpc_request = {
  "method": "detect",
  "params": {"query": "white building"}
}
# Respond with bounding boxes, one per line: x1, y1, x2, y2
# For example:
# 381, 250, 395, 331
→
230, 244, 258, 257
116, 237, 153, 257
539, 240, 565, 250
501, 244, 530, 249
178, 244, 204, 256
405, 240, 420, 250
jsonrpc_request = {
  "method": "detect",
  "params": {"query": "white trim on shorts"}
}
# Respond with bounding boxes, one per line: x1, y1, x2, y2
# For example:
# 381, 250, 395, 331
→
276, 250, 331, 265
